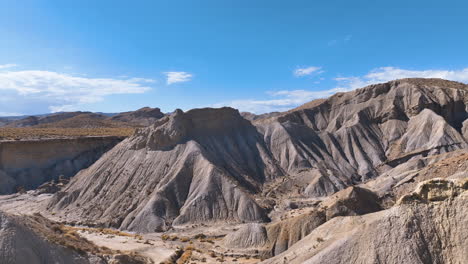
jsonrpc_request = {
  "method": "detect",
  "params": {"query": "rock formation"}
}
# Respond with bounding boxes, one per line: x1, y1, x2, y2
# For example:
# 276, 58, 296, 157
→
223, 186, 382, 257
50, 108, 282, 232
257, 78, 467, 198
48, 78, 467, 234
263, 178, 468, 264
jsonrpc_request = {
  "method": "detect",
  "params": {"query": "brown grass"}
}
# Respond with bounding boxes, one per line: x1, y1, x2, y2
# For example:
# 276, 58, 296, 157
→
77, 227, 143, 240
180, 237, 190, 242
20, 214, 150, 263
0, 127, 134, 140
176, 246, 194, 264
23, 213, 114, 256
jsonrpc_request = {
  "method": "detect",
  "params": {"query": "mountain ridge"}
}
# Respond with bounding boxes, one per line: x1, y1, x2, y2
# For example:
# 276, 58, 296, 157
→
48, 78, 468, 233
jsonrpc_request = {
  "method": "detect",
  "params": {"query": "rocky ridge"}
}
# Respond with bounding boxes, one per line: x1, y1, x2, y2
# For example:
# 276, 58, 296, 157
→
48, 78, 468, 234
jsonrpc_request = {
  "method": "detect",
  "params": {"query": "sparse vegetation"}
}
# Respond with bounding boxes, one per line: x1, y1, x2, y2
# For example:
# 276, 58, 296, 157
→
193, 233, 207, 239
22, 213, 150, 263
0, 127, 134, 140
200, 238, 215, 244
175, 246, 195, 264
180, 237, 190, 242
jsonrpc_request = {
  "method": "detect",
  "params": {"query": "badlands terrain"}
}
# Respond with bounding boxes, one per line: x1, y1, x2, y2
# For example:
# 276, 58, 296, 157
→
0, 78, 467, 263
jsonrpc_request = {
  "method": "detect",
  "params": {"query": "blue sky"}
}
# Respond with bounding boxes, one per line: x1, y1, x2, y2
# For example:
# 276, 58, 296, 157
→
1, 0, 468, 115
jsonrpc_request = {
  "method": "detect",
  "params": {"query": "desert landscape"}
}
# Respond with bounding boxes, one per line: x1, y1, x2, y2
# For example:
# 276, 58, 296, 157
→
1, 1, 467, 263
1, 78, 467, 263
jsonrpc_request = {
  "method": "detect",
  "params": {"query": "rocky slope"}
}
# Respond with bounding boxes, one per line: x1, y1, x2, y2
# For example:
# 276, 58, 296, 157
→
0, 137, 123, 194
0, 211, 151, 264
263, 178, 468, 264
48, 78, 467, 234
223, 186, 382, 257
257, 78, 467, 198
0, 211, 103, 264
50, 108, 282, 232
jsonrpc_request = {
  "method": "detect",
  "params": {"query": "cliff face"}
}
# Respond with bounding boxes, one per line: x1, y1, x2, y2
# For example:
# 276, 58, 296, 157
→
0, 137, 123, 194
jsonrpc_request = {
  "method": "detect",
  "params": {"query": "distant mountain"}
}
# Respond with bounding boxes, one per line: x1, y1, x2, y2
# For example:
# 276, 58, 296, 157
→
34, 113, 129, 129
109, 107, 165, 126
240, 111, 281, 121
0, 118, 12, 127
0, 107, 165, 128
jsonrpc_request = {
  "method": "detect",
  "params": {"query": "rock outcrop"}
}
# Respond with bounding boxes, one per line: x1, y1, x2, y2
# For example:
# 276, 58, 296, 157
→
263, 178, 468, 264
398, 178, 467, 204
224, 186, 382, 257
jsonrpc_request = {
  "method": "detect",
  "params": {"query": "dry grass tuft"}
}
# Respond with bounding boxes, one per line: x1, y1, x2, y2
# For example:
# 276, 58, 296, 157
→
19, 213, 150, 263
0, 127, 134, 140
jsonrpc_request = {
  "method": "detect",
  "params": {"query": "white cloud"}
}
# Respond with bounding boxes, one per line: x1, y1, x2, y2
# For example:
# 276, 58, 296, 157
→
0, 64, 17, 69
0, 70, 153, 112
164, 71, 193, 85
0, 112, 23, 117
294, 66, 322, 77
216, 66, 468, 114
335, 67, 468, 90
214, 88, 346, 114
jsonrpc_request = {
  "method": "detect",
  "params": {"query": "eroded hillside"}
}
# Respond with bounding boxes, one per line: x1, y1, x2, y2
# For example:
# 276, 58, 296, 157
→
0, 78, 466, 264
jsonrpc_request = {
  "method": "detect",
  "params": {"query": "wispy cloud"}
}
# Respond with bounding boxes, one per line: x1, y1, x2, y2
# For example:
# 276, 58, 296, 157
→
164, 71, 193, 85
0, 64, 18, 69
216, 66, 468, 114
294, 66, 322, 77
0, 112, 23, 117
328, 35, 353, 46
214, 88, 346, 114
0, 70, 153, 112
335, 67, 468, 89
